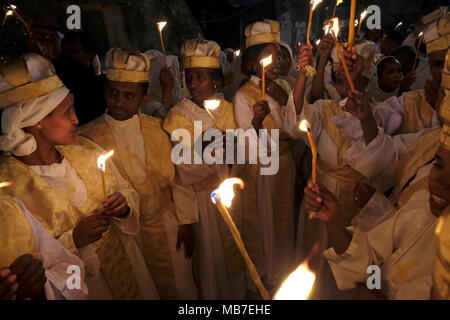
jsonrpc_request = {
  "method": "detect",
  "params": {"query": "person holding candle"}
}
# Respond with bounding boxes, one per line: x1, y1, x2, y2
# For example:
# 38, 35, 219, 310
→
365, 56, 403, 105
371, 14, 449, 136
0, 196, 89, 300
233, 19, 308, 294
0, 53, 158, 300
81, 48, 198, 300
303, 72, 450, 299
162, 39, 245, 299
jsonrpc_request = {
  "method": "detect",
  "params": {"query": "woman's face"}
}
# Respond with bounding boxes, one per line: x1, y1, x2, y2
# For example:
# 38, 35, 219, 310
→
428, 146, 450, 217
38, 94, 80, 145
255, 44, 281, 81
185, 68, 218, 105
279, 46, 292, 76
379, 60, 402, 92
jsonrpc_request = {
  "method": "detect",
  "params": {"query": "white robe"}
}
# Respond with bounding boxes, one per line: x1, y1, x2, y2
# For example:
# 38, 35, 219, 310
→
103, 113, 198, 299
12, 197, 89, 300
172, 96, 246, 300
233, 76, 299, 289
324, 164, 437, 299
30, 150, 159, 300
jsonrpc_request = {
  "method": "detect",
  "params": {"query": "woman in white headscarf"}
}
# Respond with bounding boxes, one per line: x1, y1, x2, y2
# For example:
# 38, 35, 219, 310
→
0, 53, 159, 300
279, 42, 299, 89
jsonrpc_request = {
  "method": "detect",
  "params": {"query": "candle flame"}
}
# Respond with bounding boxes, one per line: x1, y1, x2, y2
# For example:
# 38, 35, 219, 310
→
9, 4, 16, 9
273, 262, 316, 300
234, 50, 240, 57
419, 32, 423, 37
6, 10, 13, 16
324, 24, 330, 34
204, 99, 220, 111
0, 181, 12, 188
395, 22, 403, 30
260, 54, 272, 68
355, 19, 359, 27
97, 150, 114, 172
330, 18, 339, 37
360, 9, 368, 20
211, 178, 244, 208
311, 0, 323, 11
157, 21, 167, 31
315, 39, 321, 46
299, 120, 311, 132
336, 0, 343, 6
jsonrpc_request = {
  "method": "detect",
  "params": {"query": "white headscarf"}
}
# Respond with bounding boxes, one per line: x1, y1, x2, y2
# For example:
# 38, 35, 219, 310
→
0, 54, 69, 156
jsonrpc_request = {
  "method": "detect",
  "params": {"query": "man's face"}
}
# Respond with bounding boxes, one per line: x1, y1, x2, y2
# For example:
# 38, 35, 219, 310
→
256, 43, 281, 81
185, 68, 217, 105
428, 50, 447, 84
105, 81, 147, 121
429, 146, 450, 216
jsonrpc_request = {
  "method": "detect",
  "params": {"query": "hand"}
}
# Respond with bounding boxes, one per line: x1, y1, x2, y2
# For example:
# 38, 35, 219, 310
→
399, 72, 417, 94
101, 192, 130, 218
342, 91, 372, 121
0, 268, 18, 300
425, 79, 441, 110
265, 80, 288, 106
73, 214, 111, 248
252, 100, 271, 124
297, 44, 314, 75
176, 224, 196, 258
354, 182, 376, 209
317, 34, 335, 62
341, 44, 364, 80
304, 180, 343, 225
9, 254, 46, 300
159, 66, 175, 91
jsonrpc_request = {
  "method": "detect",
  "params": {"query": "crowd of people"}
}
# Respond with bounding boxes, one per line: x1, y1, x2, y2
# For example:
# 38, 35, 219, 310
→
0, 5, 449, 300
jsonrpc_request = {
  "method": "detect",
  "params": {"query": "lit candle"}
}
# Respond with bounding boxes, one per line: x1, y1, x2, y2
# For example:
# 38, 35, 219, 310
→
329, 18, 356, 92
97, 150, 114, 201
211, 178, 271, 300
357, 9, 368, 34
234, 49, 240, 57
260, 54, 273, 100
274, 261, 316, 300
315, 39, 321, 46
1, 10, 12, 27
395, 22, 403, 30
0, 181, 12, 188
8, 4, 29, 30
348, 0, 357, 50
306, 0, 323, 46
412, 32, 423, 72
204, 99, 220, 128
332, 0, 343, 19
299, 120, 317, 184
157, 21, 168, 66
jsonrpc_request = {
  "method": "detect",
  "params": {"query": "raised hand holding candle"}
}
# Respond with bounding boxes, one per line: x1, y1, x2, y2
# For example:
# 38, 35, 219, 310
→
260, 54, 272, 100
97, 150, 114, 201
307, 0, 323, 45
204, 99, 220, 128
157, 21, 168, 65
412, 32, 423, 72
211, 178, 270, 300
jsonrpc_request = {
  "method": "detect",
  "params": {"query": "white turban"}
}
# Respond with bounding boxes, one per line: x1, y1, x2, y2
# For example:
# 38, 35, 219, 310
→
0, 53, 69, 156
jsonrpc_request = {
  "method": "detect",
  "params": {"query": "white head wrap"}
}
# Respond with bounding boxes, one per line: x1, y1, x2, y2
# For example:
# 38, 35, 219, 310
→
0, 53, 69, 156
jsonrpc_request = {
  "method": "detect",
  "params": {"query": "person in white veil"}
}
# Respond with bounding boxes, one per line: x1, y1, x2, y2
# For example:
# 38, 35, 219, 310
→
279, 42, 299, 89
140, 50, 183, 119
